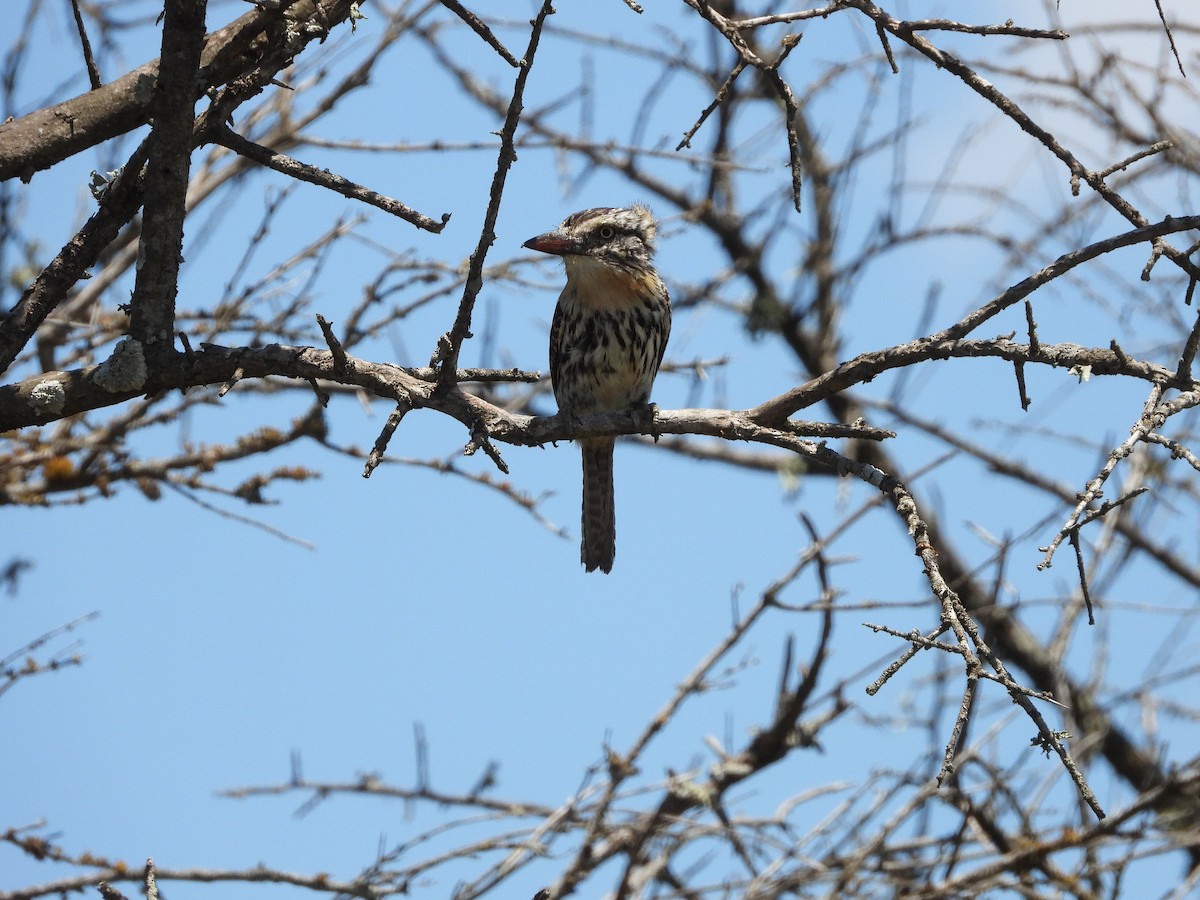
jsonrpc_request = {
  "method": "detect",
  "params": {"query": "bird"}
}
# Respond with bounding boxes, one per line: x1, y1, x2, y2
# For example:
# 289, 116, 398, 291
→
524, 204, 672, 573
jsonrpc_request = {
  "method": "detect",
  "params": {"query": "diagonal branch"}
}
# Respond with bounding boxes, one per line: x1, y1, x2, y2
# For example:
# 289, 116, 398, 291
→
841, 0, 1200, 280
0, 139, 152, 376
750, 215, 1200, 422
680, 0, 804, 211
211, 124, 450, 232
438, 0, 520, 67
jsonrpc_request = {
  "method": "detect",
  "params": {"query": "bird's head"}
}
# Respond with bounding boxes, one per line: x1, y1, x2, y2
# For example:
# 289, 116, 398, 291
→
524, 204, 658, 274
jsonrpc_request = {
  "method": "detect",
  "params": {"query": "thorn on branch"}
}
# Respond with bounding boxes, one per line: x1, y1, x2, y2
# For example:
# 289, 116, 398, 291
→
1069, 530, 1095, 626
464, 421, 509, 474
363, 400, 411, 478
1175, 301, 1200, 383
218, 366, 245, 397
306, 377, 329, 407
1141, 237, 1166, 281
467, 760, 499, 798
875, 22, 899, 74
1013, 360, 1030, 411
316, 314, 348, 374
774, 634, 795, 718
1110, 338, 1130, 367
414, 722, 430, 792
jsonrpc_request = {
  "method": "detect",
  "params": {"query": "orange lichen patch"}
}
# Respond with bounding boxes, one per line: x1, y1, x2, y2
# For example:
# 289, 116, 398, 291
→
41, 456, 77, 483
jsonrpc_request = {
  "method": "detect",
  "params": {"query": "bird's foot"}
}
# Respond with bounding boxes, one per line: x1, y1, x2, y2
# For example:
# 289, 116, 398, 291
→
631, 402, 661, 442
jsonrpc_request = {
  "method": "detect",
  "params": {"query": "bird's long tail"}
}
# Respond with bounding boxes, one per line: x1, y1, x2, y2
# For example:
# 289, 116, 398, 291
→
580, 438, 616, 573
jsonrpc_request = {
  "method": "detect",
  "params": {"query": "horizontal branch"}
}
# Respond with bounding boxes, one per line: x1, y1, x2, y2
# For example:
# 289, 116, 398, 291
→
843, 0, 1200, 279
0, 862, 369, 900
0, 343, 888, 469
2, 335, 1182, 452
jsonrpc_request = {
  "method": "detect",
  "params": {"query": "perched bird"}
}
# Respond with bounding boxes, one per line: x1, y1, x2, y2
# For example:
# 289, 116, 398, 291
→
524, 205, 672, 573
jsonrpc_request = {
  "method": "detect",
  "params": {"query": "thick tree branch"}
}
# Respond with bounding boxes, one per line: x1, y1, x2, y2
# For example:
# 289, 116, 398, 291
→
0, 0, 325, 182
128, 0, 208, 356
0, 0, 364, 376
2, 334, 1185, 438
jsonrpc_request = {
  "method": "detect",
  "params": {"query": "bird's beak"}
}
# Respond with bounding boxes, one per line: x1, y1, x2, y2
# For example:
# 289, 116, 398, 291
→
524, 231, 579, 256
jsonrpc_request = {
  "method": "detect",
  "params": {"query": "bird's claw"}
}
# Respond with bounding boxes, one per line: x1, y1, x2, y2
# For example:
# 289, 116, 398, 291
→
631, 402, 661, 442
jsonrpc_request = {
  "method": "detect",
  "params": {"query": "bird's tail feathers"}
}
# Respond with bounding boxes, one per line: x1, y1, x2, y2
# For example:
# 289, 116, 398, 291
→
580, 439, 616, 574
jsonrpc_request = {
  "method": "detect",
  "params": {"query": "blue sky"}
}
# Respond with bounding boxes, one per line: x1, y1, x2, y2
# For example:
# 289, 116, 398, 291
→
4, 2, 1199, 898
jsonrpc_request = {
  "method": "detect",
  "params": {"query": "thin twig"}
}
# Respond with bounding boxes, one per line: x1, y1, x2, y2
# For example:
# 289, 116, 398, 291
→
750, 215, 1200, 422
1095, 140, 1172, 180
1069, 530, 1095, 626
211, 125, 450, 233
681, 1, 804, 211
677, 60, 747, 150
1176, 301, 1200, 384
437, 0, 519, 66
68, 0, 102, 88
937, 671, 977, 786
865, 625, 947, 695
1151, 0, 1186, 78
363, 400, 412, 478
1038, 385, 1164, 570
164, 481, 315, 549
844, 0, 1199, 282
433, 0, 555, 387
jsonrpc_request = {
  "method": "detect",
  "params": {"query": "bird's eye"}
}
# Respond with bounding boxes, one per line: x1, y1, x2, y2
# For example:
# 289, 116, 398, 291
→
597, 225, 617, 240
